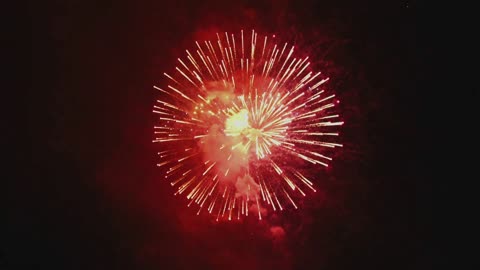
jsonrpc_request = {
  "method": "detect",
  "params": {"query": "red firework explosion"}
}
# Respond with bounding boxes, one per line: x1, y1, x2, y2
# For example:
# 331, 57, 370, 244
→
153, 30, 343, 221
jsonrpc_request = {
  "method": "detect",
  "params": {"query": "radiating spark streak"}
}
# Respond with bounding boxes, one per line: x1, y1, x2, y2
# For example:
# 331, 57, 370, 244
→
186, 50, 202, 75
178, 152, 199, 162
167, 164, 183, 174
170, 174, 187, 186
163, 72, 184, 88
283, 188, 298, 209
305, 121, 345, 127
153, 86, 173, 97
256, 195, 262, 220
155, 100, 182, 112
175, 176, 195, 195
294, 170, 317, 192
299, 132, 339, 136
167, 85, 196, 103
273, 192, 283, 211
187, 177, 206, 200
295, 183, 306, 197
306, 150, 332, 161
153, 138, 193, 143
208, 193, 218, 213
222, 189, 229, 217
157, 117, 196, 125
264, 182, 277, 211
176, 66, 200, 89
282, 174, 296, 190
157, 161, 171, 167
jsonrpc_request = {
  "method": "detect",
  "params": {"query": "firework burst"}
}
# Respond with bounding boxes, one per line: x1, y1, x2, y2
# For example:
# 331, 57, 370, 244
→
153, 30, 343, 221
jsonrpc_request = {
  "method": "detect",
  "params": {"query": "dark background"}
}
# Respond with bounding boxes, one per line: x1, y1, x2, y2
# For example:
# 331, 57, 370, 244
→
8, 0, 433, 269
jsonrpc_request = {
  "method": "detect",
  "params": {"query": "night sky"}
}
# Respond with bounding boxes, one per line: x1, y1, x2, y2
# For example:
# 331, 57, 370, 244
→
9, 0, 433, 269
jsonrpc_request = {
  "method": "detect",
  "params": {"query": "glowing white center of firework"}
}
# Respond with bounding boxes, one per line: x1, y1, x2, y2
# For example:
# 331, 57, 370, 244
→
225, 109, 250, 136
